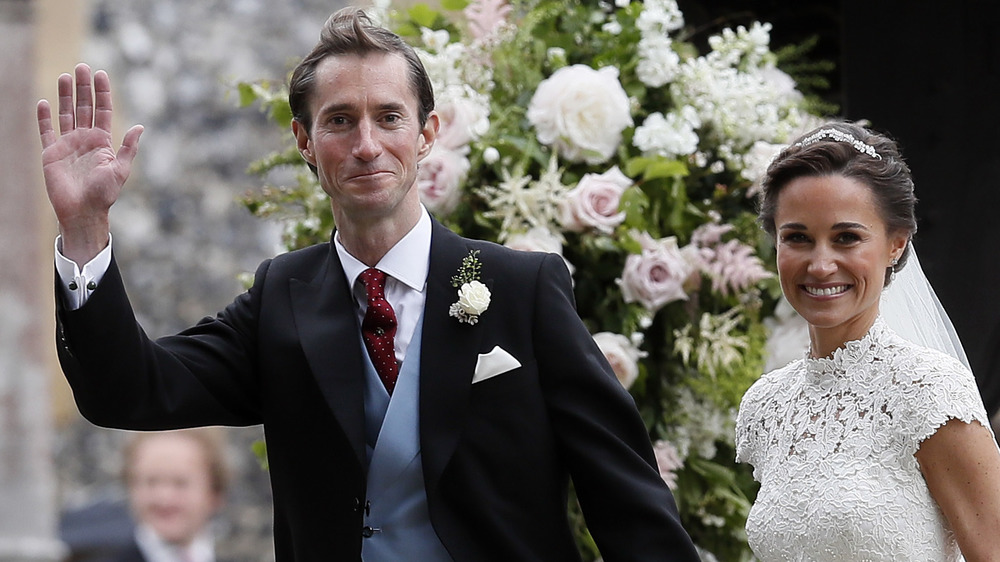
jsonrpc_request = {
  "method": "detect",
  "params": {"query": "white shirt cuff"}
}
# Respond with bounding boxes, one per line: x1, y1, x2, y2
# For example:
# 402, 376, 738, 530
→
55, 234, 113, 311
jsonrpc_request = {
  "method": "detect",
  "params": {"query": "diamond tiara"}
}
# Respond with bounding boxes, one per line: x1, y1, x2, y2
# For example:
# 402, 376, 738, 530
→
794, 128, 882, 160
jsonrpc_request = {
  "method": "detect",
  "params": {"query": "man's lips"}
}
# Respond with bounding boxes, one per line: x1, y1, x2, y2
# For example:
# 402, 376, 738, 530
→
347, 169, 390, 181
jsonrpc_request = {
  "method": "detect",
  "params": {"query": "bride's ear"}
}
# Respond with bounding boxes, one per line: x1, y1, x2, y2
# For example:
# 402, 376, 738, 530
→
889, 233, 909, 263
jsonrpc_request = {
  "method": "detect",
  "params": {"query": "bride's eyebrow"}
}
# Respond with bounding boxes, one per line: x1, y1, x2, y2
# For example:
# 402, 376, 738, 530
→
777, 222, 807, 231
831, 222, 870, 231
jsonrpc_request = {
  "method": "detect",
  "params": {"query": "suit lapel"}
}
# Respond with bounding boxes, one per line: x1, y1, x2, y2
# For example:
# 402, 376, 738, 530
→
290, 244, 367, 466
420, 223, 485, 494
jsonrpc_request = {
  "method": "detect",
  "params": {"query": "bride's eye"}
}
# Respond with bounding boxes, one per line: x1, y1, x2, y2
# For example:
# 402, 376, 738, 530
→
780, 232, 809, 244
834, 232, 862, 244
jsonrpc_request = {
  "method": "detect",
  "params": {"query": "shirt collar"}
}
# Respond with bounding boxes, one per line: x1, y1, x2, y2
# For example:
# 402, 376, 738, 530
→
334, 205, 432, 292
134, 524, 215, 562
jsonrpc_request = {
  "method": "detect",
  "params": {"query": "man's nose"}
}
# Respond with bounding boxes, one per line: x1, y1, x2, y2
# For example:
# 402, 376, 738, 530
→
352, 121, 382, 161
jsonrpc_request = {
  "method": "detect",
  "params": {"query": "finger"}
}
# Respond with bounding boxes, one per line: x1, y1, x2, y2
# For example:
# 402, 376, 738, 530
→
93, 70, 114, 133
57, 73, 75, 135
74, 63, 94, 129
37, 100, 57, 149
115, 124, 144, 172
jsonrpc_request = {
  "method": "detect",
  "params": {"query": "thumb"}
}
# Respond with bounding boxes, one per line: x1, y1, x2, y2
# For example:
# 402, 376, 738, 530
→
116, 124, 144, 164
113, 124, 144, 181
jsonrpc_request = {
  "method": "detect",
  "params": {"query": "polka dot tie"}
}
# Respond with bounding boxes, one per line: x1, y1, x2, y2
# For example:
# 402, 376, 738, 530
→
360, 268, 399, 394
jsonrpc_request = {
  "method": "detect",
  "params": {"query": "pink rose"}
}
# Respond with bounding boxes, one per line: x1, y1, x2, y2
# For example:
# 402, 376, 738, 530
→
435, 90, 490, 152
559, 166, 632, 234
593, 331, 647, 389
618, 233, 695, 312
652, 439, 683, 490
417, 147, 470, 216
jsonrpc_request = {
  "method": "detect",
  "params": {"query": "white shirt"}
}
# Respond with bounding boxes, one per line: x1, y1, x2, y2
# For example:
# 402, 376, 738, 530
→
134, 524, 215, 562
54, 234, 113, 310
54, 207, 433, 364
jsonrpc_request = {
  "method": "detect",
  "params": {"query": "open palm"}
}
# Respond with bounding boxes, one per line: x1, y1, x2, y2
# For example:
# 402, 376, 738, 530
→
37, 63, 142, 262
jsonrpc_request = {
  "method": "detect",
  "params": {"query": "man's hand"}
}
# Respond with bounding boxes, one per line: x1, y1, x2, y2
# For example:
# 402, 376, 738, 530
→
37, 63, 143, 266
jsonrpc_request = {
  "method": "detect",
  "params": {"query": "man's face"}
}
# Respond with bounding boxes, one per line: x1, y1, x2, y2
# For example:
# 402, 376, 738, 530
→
293, 52, 438, 225
127, 434, 221, 546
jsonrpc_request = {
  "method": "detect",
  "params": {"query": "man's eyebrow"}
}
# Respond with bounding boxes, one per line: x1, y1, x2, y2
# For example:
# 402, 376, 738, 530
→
316, 101, 409, 117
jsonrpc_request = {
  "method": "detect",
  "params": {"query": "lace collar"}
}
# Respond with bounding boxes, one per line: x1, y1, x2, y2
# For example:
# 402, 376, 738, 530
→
803, 316, 892, 381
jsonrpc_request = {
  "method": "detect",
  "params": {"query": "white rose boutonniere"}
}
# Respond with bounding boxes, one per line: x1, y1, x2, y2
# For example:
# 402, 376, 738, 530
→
449, 249, 490, 325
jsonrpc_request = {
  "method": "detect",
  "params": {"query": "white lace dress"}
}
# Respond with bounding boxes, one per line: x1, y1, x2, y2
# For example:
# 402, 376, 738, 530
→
735, 317, 992, 561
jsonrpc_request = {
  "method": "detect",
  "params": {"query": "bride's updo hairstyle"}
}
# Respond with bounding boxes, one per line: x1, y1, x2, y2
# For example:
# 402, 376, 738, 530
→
757, 121, 918, 287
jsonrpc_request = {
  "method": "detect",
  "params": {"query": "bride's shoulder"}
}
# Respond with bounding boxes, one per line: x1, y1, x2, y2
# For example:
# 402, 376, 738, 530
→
741, 360, 802, 405
883, 335, 971, 380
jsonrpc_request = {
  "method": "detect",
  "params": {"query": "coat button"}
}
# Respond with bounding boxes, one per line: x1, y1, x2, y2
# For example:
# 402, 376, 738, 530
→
361, 526, 376, 538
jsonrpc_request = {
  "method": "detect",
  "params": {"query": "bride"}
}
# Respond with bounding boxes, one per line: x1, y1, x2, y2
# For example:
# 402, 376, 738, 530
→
735, 122, 1000, 560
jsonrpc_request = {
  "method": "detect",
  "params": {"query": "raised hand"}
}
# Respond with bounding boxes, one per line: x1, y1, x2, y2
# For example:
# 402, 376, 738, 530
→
37, 63, 143, 266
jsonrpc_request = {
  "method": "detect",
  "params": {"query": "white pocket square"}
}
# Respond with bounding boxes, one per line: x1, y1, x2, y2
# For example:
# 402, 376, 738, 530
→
472, 345, 521, 384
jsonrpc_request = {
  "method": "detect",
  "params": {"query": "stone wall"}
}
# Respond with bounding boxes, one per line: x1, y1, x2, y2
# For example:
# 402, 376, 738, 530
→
1, 0, 66, 559
54, 0, 347, 559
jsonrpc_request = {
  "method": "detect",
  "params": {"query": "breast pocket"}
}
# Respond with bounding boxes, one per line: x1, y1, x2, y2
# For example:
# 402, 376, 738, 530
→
470, 359, 538, 401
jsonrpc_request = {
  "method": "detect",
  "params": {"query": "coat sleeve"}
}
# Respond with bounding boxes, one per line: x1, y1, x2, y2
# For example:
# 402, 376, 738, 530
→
532, 253, 701, 561
55, 255, 265, 429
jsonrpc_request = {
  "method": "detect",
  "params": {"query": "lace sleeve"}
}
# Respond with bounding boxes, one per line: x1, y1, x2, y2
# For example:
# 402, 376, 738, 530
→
894, 347, 993, 455
735, 386, 758, 466
735, 369, 784, 475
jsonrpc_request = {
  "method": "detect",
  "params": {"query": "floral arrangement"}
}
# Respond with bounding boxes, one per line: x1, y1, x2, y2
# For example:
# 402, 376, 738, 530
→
239, 0, 832, 558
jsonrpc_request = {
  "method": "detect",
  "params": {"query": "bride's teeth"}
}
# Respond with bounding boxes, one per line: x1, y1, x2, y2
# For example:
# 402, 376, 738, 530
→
805, 285, 848, 296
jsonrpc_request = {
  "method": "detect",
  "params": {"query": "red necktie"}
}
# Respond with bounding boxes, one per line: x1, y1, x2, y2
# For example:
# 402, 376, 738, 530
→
360, 268, 399, 394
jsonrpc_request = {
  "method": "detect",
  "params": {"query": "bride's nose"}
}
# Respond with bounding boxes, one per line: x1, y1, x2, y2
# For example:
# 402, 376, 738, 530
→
806, 248, 838, 277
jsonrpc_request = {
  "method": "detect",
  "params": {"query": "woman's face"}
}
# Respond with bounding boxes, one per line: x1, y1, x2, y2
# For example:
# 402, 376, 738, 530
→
774, 174, 908, 353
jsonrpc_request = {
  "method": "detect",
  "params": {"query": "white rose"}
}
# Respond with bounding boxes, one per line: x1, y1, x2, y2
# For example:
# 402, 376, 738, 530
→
504, 226, 562, 254
457, 280, 491, 316
527, 64, 633, 165
417, 147, 470, 216
505, 227, 575, 276
559, 166, 632, 234
593, 331, 647, 389
618, 233, 695, 312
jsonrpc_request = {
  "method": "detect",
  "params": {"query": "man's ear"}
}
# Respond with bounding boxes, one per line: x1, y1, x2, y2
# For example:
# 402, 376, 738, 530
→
417, 111, 440, 161
292, 119, 315, 166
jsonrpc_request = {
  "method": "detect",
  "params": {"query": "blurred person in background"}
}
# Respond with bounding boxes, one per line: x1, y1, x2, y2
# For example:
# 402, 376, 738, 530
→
113, 428, 231, 562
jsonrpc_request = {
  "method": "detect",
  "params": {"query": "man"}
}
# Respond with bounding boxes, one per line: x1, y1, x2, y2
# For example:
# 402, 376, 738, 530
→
115, 429, 230, 562
38, 8, 699, 561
